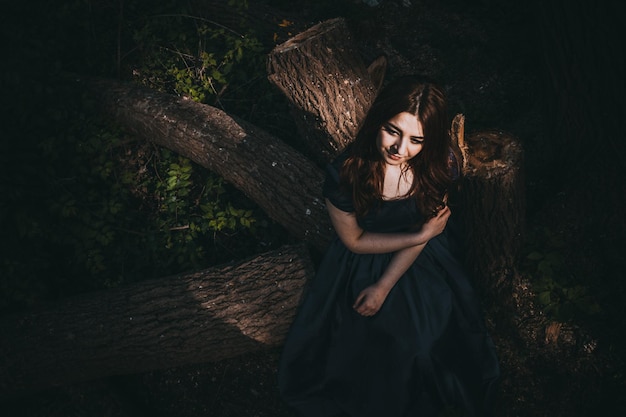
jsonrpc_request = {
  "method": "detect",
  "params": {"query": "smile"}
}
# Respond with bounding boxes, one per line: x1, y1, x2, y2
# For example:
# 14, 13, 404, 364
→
387, 151, 403, 160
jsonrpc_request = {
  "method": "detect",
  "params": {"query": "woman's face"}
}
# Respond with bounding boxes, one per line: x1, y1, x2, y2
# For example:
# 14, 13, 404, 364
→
376, 112, 424, 166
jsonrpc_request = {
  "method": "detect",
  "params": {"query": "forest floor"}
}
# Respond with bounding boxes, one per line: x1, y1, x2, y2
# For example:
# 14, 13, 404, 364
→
4, 0, 625, 416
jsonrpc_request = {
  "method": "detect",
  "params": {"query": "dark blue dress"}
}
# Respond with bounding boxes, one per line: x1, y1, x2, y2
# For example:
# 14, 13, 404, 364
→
278, 155, 500, 417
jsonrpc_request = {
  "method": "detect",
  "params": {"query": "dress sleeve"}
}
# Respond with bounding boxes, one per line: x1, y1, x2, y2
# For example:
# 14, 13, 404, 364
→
322, 155, 355, 213
448, 148, 461, 181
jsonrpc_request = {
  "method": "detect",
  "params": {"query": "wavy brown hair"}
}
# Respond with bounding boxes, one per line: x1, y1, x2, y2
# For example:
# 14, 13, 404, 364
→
340, 76, 458, 219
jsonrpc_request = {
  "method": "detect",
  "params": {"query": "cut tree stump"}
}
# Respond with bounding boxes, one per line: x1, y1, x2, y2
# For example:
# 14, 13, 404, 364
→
458, 129, 525, 290
0, 18, 525, 400
267, 17, 379, 163
0, 244, 314, 399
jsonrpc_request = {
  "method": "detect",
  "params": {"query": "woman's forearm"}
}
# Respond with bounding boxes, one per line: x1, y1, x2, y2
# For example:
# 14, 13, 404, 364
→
326, 199, 450, 255
377, 243, 426, 292
352, 243, 427, 316
347, 230, 430, 254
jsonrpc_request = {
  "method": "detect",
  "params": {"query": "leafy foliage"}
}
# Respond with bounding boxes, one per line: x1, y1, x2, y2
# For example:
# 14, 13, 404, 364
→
131, 14, 262, 102
1, 90, 278, 313
1, 0, 290, 313
522, 227, 601, 322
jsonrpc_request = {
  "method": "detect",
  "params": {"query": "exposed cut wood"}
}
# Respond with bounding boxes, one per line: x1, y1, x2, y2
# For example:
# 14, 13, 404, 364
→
267, 17, 378, 163
450, 113, 467, 171
0, 18, 526, 400
458, 130, 525, 289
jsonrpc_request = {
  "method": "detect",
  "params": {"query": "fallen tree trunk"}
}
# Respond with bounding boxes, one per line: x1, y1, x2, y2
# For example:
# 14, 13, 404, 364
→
0, 244, 313, 399
267, 17, 379, 163
81, 77, 333, 252
1, 245, 314, 398
0, 18, 525, 400
267, 18, 525, 291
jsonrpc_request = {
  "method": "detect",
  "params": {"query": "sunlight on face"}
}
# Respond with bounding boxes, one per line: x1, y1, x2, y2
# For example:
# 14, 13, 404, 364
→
376, 112, 424, 166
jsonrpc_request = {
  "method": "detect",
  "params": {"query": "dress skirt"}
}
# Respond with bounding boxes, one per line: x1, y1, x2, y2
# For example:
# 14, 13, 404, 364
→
278, 156, 500, 417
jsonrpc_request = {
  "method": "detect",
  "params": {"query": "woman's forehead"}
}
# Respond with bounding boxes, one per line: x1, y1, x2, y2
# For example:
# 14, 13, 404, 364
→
385, 112, 424, 137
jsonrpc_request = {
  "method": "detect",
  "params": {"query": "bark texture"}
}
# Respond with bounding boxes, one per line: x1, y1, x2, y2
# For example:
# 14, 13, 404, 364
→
458, 130, 525, 289
451, 113, 467, 171
0, 245, 313, 399
0, 18, 526, 400
267, 18, 378, 163
82, 78, 333, 252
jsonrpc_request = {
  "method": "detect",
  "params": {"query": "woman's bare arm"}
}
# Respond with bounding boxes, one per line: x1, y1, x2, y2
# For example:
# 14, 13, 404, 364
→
326, 198, 450, 254
326, 198, 450, 316
351, 197, 452, 317
353, 243, 427, 316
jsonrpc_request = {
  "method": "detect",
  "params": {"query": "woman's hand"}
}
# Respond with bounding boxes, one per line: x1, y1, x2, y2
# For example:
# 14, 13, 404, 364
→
353, 283, 391, 317
419, 205, 451, 241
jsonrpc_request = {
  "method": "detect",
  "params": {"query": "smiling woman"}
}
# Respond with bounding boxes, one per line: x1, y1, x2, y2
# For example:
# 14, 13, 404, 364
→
376, 112, 424, 199
378, 112, 424, 164
278, 76, 500, 417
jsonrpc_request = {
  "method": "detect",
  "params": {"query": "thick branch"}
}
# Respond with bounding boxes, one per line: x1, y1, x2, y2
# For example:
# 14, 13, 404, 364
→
0, 244, 314, 399
9, 19, 523, 400
81, 77, 333, 251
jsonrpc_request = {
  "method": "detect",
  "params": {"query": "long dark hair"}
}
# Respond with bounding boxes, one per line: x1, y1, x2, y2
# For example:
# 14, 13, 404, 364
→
340, 76, 456, 219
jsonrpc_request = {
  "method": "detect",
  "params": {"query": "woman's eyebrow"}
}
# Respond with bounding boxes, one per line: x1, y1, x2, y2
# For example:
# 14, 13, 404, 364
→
384, 122, 400, 131
386, 121, 424, 139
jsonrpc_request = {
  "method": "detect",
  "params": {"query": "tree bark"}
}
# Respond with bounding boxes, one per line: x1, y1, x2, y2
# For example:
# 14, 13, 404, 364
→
82, 77, 333, 252
457, 130, 525, 291
0, 18, 525, 399
267, 17, 379, 163
0, 244, 314, 399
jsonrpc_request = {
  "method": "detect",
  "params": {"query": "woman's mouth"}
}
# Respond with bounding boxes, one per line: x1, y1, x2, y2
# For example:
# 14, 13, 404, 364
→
387, 151, 402, 161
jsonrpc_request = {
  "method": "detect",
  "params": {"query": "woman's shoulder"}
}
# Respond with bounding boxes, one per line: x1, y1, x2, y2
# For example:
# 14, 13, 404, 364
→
323, 148, 353, 186
322, 150, 354, 212
328, 149, 351, 173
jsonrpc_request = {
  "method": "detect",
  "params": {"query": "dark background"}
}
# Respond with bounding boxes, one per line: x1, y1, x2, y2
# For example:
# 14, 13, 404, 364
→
1, 0, 624, 416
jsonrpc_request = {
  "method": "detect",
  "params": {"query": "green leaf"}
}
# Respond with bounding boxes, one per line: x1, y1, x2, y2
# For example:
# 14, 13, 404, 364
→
537, 291, 552, 306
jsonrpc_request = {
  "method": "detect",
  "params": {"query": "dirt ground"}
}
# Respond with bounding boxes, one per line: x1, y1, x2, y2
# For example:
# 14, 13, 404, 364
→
4, 0, 624, 416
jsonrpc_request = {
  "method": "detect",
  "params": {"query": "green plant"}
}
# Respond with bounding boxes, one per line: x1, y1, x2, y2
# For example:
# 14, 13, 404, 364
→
0, 86, 272, 313
129, 3, 264, 106
1, 0, 292, 314
523, 227, 601, 321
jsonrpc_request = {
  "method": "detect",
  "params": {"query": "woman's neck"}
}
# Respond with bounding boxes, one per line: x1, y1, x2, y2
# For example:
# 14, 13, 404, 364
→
382, 163, 413, 200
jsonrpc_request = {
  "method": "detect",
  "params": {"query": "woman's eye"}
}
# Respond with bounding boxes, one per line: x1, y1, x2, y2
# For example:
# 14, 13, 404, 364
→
410, 138, 424, 144
383, 126, 399, 135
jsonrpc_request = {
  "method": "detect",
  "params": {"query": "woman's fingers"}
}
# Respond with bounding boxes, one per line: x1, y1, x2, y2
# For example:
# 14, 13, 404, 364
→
353, 292, 365, 309
354, 286, 388, 316
354, 293, 371, 316
354, 294, 379, 316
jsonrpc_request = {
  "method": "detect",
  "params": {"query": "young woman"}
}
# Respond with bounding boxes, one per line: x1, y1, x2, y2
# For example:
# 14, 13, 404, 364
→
278, 76, 500, 417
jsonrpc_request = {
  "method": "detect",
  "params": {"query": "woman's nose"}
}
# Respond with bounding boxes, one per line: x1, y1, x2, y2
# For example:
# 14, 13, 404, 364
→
395, 138, 407, 154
